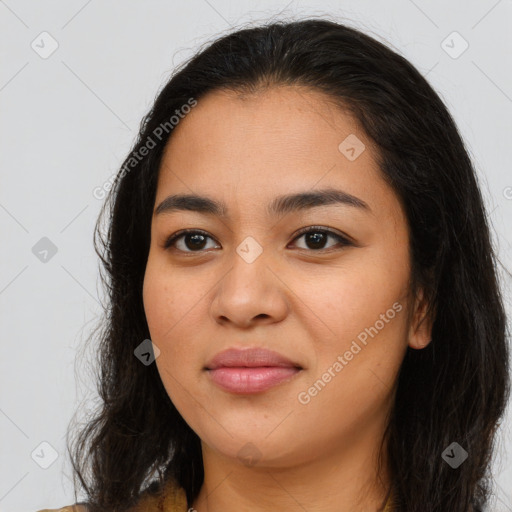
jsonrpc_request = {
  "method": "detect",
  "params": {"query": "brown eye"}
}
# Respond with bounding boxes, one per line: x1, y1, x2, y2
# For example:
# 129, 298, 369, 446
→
164, 226, 352, 254
164, 230, 219, 252
290, 227, 352, 251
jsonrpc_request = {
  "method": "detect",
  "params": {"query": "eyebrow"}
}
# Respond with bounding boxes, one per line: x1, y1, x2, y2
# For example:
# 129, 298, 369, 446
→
154, 188, 371, 218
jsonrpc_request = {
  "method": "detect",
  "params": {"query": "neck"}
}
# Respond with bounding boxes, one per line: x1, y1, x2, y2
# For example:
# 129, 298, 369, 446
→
191, 421, 391, 512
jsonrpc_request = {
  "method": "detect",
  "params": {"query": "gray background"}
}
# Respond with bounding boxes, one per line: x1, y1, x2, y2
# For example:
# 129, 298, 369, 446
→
0, 1, 511, 511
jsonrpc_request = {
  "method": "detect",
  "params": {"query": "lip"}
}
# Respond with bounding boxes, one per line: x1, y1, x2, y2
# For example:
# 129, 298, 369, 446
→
205, 347, 301, 370
205, 347, 303, 394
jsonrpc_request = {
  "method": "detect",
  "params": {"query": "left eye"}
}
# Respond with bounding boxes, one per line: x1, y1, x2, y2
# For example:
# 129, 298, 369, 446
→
292, 228, 351, 251
164, 227, 352, 253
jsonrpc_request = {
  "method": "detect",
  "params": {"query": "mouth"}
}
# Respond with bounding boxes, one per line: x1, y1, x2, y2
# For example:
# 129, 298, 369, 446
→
205, 347, 303, 394
206, 366, 302, 394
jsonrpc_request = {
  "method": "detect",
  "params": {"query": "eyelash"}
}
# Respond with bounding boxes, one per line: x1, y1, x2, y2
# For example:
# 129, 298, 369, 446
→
163, 226, 353, 254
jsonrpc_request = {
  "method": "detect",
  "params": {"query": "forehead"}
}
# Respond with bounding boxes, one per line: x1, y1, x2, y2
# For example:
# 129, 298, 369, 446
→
161, 85, 367, 170
155, 86, 400, 223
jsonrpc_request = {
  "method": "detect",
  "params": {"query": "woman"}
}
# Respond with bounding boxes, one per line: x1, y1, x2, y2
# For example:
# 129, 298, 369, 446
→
38, 17, 510, 512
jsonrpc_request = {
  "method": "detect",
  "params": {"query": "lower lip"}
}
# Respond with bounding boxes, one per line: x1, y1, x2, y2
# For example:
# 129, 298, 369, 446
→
207, 367, 301, 393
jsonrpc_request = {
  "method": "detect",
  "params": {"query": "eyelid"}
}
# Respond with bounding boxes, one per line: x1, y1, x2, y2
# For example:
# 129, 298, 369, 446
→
163, 226, 354, 253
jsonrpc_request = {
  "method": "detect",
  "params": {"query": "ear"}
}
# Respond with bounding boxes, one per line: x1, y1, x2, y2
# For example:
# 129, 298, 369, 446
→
408, 287, 435, 350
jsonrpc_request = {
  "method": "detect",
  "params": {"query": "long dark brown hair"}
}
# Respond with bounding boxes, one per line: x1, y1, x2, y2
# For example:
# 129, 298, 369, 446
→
68, 17, 511, 512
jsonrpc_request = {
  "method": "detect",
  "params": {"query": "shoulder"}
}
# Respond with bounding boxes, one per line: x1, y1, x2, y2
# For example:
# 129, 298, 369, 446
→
126, 477, 188, 512
36, 477, 187, 512
36, 505, 89, 512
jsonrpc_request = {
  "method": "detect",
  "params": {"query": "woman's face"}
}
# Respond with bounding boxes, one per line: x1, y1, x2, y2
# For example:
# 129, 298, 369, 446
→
143, 86, 430, 468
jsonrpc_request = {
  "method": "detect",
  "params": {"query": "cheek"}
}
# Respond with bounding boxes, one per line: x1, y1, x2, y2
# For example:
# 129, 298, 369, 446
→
143, 275, 188, 418
142, 258, 208, 397
343, 242, 410, 334
143, 258, 199, 340
297, 254, 408, 341
143, 262, 185, 380
290, 249, 410, 410
291, 270, 407, 441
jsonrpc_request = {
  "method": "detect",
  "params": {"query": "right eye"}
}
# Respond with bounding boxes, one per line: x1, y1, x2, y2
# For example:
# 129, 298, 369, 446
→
164, 229, 220, 253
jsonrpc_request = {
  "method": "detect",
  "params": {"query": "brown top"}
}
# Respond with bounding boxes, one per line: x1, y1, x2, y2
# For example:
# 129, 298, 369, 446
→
37, 478, 395, 511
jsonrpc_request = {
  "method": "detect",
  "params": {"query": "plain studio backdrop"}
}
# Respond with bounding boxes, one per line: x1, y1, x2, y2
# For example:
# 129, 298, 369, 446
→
0, 1, 511, 511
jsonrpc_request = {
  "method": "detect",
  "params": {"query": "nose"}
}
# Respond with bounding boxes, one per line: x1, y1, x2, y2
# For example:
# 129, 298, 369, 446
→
210, 246, 289, 328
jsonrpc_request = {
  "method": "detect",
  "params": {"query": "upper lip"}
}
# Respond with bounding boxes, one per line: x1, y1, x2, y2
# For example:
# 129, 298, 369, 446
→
205, 347, 302, 370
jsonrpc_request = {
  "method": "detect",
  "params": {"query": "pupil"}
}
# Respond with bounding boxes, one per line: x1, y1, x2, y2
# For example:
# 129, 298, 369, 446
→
307, 232, 325, 249
187, 234, 206, 250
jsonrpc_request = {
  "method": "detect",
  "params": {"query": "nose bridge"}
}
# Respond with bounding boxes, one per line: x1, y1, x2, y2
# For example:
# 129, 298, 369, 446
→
225, 233, 269, 299
211, 234, 287, 326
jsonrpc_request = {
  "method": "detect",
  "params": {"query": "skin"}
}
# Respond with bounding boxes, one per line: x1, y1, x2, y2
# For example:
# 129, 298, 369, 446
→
142, 85, 433, 512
